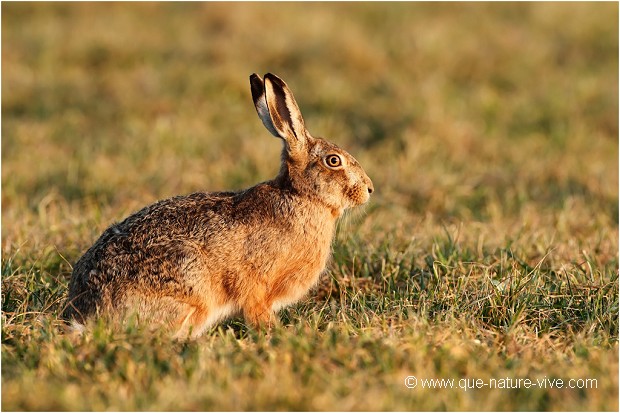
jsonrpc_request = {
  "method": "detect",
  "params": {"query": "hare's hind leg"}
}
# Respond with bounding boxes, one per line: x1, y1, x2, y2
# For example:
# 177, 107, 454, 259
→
172, 301, 239, 339
173, 303, 210, 339
119, 294, 203, 337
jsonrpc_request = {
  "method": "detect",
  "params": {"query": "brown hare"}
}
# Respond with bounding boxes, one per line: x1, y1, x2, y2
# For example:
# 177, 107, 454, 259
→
63, 73, 373, 338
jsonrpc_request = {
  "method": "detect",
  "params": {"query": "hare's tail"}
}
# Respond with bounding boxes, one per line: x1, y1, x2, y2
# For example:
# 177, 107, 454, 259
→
59, 318, 86, 336
69, 320, 86, 334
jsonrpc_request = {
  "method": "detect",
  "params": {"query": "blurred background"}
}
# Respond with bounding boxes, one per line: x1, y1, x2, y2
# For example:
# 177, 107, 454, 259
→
2, 1, 618, 254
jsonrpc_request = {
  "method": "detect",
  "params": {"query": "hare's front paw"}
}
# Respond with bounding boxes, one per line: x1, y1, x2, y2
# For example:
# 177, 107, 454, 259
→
243, 305, 277, 330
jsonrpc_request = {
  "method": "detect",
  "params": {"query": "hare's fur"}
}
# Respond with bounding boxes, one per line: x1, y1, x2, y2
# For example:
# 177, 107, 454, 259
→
64, 73, 373, 338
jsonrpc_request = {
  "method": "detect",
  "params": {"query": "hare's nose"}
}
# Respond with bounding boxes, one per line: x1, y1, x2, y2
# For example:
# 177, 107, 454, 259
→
367, 179, 374, 194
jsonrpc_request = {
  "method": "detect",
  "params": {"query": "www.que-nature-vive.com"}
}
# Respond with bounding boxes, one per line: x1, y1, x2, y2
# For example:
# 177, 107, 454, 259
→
404, 376, 598, 391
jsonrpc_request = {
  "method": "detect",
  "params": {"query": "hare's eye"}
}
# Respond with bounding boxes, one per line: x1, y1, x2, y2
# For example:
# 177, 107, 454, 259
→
325, 155, 342, 168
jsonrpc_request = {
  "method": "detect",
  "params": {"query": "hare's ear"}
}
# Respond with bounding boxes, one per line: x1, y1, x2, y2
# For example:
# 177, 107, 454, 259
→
261, 73, 309, 152
250, 73, 280, 138
263, 73, 308, 143
250, 73, 309, 153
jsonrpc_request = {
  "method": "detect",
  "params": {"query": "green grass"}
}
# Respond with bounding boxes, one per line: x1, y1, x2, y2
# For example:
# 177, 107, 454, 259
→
2, 2, 618, 411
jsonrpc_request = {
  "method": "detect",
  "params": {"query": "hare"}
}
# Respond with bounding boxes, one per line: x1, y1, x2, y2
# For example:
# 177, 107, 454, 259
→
63, 73, 373, 338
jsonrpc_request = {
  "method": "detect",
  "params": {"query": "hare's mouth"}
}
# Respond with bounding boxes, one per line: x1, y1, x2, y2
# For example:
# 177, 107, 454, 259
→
359, 192, 372, 206
346, 185, 372, 208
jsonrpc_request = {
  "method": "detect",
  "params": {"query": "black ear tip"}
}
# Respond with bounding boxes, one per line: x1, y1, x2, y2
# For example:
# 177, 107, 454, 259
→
250, 73, 262, 86
250, 74, 265, 101
264, 73, 284, 86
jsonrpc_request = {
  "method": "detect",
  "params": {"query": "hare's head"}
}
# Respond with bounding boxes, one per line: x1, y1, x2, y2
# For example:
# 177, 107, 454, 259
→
250, 73, 373, 217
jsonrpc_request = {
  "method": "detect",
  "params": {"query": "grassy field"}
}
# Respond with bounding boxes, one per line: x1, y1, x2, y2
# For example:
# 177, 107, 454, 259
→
2, 2, 618, 411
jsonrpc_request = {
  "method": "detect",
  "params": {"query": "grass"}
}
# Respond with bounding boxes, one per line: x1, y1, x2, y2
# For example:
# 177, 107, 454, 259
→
2, 2, 618, 411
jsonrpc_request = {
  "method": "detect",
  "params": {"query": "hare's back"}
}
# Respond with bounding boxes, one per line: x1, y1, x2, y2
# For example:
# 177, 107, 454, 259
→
71, 191, 238, 285
117, 191, 238, 237
65, 191, 240, 320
